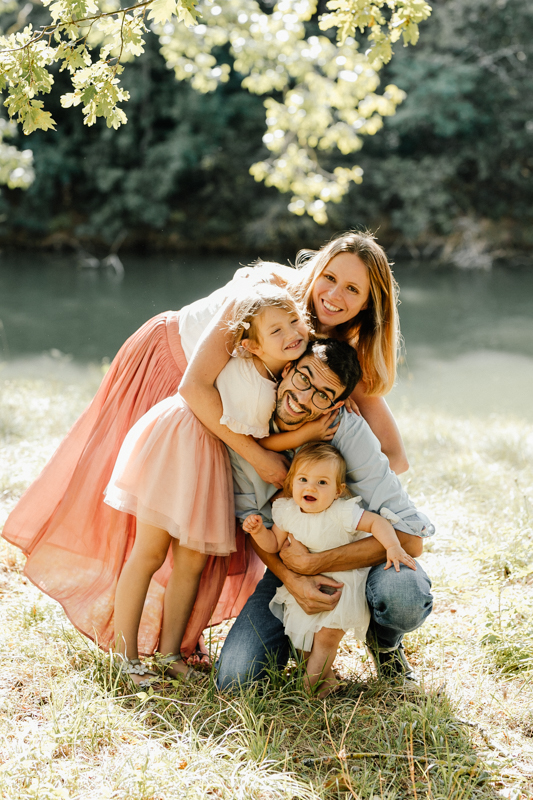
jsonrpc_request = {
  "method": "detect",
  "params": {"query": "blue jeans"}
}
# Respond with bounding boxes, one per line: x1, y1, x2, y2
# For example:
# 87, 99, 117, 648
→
216, 563, 433, 691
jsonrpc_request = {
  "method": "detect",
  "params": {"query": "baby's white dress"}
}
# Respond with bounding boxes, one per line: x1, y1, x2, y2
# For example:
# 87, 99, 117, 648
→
269, 497, 371, 650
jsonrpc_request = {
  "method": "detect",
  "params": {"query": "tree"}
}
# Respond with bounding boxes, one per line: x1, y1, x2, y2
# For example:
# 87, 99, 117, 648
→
0, 0, 431, 221
338, 0, 533, 255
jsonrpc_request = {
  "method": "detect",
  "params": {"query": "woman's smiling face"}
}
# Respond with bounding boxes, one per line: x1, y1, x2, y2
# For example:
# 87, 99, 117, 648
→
311, 252, 371, 332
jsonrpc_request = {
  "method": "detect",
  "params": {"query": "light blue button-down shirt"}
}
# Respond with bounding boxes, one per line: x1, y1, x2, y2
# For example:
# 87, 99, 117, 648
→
229, 408, 435, 538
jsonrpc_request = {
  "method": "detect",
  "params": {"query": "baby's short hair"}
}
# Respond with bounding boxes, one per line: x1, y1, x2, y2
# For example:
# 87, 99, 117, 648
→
283, 442, 348, 496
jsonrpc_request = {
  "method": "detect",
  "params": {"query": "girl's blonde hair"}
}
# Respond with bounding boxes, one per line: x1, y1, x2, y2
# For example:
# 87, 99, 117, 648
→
226, 283, 308, 352
283, 443, 350, 498
289, 231, 400, 396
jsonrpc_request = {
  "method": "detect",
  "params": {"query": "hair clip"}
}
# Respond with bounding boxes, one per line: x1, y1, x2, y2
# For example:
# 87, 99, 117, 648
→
242, 321, 250, 330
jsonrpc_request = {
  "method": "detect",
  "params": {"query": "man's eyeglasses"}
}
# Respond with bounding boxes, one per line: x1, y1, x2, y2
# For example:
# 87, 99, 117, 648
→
290, 368, 337, 410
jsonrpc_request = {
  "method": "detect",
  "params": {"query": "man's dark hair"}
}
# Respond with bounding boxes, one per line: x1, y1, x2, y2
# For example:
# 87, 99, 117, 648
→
297, 339, 362, 401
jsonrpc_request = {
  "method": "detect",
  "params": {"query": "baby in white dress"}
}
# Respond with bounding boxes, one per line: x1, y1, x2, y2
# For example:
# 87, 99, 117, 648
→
243, 443, 417, 698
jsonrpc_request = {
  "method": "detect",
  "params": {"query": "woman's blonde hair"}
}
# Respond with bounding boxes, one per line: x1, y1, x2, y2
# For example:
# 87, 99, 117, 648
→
283, 443, 350, 498
226, 283, 309, 353
289, 231, 400, 396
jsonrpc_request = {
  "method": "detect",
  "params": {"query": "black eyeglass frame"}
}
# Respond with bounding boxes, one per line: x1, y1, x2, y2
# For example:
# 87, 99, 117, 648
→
290, 368, 338, 410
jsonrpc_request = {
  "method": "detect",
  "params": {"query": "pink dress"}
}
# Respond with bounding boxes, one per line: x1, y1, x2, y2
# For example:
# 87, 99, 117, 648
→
104, 354, 277, 556
1, 308, 264, 656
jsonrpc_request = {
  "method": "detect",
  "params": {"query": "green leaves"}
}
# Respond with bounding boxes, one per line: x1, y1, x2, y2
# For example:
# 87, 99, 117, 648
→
0, 0, 431, 216
148, 0, 180, 26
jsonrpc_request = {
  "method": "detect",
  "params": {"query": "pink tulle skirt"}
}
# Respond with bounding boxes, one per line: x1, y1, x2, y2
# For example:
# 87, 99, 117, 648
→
105, 395, 236, 556
2, 312, 264, 655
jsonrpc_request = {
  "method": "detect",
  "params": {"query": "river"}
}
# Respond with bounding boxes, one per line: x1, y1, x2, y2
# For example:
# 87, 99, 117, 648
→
1, 253, 532, 421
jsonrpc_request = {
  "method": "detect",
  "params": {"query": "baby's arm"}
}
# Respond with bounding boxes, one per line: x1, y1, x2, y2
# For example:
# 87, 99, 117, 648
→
259, 409, 341, 452
357, 511, 417, 572
242, 516, 289, 554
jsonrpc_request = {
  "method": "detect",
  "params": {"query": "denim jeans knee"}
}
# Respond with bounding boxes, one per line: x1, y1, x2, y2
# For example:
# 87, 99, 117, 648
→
365, 562, 433, 650
216, 570, 291, 692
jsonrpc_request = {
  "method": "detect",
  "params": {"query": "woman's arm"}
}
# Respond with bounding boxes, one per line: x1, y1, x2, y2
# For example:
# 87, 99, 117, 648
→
179, 302, 289, 488
350, 387, 409, 474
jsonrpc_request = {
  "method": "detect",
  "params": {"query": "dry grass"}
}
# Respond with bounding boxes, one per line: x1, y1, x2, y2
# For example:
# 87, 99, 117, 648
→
1, 373, 532, 799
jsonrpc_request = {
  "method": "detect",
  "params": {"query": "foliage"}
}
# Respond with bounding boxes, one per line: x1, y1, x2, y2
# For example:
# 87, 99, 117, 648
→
0, 0, 531, 253
0, 0, 431, 222
0, 116, 33, 187
338, 0, 533, 250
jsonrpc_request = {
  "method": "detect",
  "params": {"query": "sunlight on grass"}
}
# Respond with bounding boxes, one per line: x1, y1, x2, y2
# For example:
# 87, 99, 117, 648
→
1, 375, 533, 799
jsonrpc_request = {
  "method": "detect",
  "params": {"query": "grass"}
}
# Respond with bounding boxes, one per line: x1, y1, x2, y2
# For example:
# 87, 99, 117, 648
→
1, 372, 533, 799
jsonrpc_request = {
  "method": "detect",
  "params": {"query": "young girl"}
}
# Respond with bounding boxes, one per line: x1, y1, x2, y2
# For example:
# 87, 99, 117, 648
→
243, 443, 417, 698
104, 285, 334, 684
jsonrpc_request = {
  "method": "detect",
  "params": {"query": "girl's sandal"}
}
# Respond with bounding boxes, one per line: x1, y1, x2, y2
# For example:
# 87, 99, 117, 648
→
118, 657, 160, 689
155, 653, 204, 683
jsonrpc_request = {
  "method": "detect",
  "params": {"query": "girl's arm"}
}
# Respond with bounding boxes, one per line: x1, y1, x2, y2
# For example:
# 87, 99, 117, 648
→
259, 409, 341, 452
242, 515, 289, 553
179, 301, 289, 488
350, 386, 409, 474
357, 510, 417, 572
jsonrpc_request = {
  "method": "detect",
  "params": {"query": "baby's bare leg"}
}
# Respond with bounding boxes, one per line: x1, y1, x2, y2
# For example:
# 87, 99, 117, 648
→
305, 627, 345, 699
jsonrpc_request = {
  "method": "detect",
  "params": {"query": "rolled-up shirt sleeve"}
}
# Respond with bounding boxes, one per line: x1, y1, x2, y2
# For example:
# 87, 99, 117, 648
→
331, 412, 435, 539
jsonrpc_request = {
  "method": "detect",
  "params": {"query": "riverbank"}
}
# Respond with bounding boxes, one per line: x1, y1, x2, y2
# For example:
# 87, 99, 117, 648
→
1, 375, 532, 799
2, 214, 533, 269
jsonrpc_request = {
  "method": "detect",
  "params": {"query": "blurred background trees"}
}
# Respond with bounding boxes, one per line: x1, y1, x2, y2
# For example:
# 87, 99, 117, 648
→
0, 0, 531, 257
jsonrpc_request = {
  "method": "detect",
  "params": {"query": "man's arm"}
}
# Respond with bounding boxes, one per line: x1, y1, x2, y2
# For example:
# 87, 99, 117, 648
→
280, 529, 423, 575
249, 537, 346, 615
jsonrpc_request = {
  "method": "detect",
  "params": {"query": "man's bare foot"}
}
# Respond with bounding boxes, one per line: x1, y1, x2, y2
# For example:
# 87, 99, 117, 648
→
184, 636, 211, 671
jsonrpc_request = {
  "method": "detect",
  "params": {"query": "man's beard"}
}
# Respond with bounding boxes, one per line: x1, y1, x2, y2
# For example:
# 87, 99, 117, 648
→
275, 389, 316, 427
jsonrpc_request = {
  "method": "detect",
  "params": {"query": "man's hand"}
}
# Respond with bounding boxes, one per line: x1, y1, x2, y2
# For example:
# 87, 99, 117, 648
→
283, 572, 344, 614
279, 536, 318, 575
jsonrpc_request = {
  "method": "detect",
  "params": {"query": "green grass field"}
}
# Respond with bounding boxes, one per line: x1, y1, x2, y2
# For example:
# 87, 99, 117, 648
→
1, 374, 532, 799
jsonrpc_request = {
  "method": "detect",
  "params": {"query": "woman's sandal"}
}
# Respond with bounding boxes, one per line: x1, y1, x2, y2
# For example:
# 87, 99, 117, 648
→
155, 653, 204, 682
118, 657, 160, 689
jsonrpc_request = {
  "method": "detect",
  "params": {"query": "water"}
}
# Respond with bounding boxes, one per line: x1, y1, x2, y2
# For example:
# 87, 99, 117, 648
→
1, 253, 532, 420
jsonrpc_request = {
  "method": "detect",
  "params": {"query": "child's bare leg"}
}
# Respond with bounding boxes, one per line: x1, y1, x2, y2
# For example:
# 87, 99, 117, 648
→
114, 521, 172, 679
158, 540, 209, 678
305, 628, 345, 699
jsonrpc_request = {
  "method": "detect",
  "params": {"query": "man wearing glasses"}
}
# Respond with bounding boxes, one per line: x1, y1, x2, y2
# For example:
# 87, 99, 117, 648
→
218, 339, 434, 689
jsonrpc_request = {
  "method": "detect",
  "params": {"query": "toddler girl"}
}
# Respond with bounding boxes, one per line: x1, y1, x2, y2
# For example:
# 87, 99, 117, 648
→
243, 442, 417, 698
105, 285, 329, 685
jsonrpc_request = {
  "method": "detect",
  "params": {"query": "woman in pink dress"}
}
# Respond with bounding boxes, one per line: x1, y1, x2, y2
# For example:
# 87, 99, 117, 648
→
2, 230, 405, 662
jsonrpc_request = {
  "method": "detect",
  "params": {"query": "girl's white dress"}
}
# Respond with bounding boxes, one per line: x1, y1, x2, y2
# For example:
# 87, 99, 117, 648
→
269, 497, 371, 650
104, 281, 276, 557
